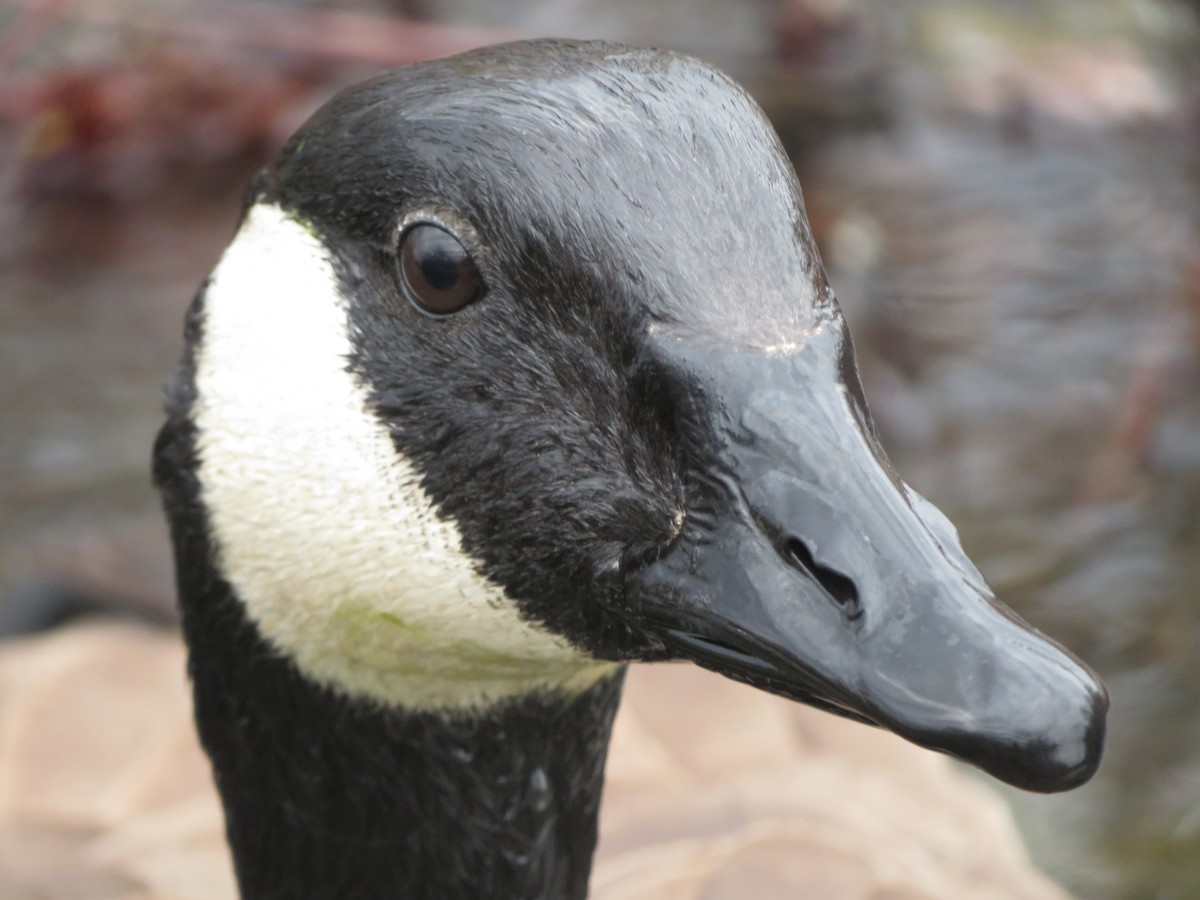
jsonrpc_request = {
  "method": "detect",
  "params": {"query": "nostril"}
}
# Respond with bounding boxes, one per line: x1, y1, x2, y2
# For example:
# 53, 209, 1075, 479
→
782, 537, 861, 617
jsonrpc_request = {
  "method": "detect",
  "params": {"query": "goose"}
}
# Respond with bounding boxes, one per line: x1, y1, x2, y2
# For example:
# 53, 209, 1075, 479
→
149, 38, 1107, 899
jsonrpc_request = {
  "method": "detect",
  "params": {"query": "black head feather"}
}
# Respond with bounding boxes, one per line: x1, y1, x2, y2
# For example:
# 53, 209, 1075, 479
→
254, 40, 829, 656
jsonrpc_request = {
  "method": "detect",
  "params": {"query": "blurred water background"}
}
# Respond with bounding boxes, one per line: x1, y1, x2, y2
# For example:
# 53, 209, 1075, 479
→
1, 1, 1197, 896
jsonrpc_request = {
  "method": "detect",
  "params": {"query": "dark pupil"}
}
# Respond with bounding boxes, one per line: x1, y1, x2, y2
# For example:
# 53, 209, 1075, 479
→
421, 249, 459, 291
400, 224, 482, 314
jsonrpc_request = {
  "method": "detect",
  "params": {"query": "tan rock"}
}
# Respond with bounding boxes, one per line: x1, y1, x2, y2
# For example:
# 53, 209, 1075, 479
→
0, 622, 1069, 899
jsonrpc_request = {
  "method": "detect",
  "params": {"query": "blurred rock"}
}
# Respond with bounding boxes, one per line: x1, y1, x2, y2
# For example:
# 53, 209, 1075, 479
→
0, 622, 1071, 900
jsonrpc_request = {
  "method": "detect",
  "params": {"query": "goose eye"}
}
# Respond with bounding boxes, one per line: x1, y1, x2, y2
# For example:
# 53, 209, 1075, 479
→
397, 224, 484, 315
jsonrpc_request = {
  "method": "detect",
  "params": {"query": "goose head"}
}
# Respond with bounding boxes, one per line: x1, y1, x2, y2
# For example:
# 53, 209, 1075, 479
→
163, 39, 1106, 795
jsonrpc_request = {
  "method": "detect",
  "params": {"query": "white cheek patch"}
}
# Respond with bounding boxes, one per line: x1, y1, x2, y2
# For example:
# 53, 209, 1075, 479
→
192, 203, 616, 710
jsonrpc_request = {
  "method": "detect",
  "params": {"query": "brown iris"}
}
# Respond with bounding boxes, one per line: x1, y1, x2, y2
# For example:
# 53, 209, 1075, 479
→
398, 223, 484, 315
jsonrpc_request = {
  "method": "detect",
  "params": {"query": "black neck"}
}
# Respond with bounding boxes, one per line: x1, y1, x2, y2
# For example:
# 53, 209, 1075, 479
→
155, 407, 625, 899
182, 568, 624, 899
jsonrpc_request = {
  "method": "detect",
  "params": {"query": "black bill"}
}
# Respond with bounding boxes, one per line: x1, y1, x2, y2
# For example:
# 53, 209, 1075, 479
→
623, 308, 1107, 793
